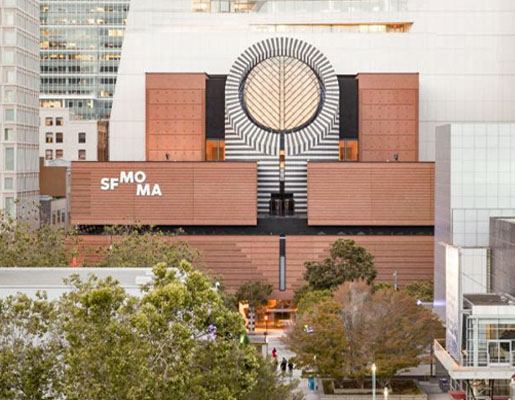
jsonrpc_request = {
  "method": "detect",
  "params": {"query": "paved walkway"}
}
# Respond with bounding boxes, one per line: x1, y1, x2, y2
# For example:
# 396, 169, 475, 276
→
264, 330, 320, 400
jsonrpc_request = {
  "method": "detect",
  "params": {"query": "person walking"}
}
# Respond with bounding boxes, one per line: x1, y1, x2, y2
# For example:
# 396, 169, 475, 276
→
288, 359, 294, 376
271, 347, 277, 359
280, 357, 287, 375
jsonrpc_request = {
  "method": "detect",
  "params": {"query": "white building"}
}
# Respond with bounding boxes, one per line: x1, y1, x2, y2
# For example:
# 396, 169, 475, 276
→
39, 108, 98, 162
110, 0, 515, 162
434, 123, 515, 319
0, 0, 40, 226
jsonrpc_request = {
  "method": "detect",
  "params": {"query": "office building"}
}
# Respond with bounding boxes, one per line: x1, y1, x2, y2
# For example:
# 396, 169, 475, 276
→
40, 108, 99, 162
0, 0, 40, 226
39, 1, 130, 120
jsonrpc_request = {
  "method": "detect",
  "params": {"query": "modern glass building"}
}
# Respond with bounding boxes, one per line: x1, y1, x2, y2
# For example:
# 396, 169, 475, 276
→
39, 1, 130, 120
0, 0, 40, 226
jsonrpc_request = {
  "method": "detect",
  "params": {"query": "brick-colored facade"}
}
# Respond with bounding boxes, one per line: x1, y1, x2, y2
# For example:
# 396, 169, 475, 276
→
307, 162, 434, 226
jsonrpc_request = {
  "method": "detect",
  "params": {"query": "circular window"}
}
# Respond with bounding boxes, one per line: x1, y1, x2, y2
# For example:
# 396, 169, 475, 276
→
242, 56, 322, 133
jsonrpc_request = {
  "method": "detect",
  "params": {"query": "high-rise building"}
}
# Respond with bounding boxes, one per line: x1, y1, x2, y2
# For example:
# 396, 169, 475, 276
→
0, 0, 40, 226
39, 1, 130, 120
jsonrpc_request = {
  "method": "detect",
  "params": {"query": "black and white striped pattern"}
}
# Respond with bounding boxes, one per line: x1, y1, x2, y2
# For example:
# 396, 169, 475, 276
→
225, 37, 340, 213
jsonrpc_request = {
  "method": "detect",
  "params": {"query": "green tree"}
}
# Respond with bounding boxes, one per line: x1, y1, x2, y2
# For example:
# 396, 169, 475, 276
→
403, 281, 434, 302
236, 280, 273, 311
0, 213, 77, 267
303, 239, 377, 291
0, 263, 301, 400
95, 227, 201, 267
287, 282, 441, 386
0, 293, 59, 399
295, 288, 332, 316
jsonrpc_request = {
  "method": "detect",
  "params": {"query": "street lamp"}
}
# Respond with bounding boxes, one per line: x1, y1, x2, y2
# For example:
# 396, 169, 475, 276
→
371, 363, 377, 400
384, 387, 389, 400
264, 314, 269, 338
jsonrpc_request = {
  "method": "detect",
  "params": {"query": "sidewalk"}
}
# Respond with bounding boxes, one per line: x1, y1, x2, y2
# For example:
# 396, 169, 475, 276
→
265, 331, 320, 400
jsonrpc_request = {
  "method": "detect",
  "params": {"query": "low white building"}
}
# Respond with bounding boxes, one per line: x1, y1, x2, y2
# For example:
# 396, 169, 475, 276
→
39, 108, 98, 162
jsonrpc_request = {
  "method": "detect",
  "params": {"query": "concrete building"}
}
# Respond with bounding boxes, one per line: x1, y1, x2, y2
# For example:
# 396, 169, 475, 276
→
40, 108, 99, 162
434, 123, 515, 318
39, 0, 130, 120
0, 0, 40, 226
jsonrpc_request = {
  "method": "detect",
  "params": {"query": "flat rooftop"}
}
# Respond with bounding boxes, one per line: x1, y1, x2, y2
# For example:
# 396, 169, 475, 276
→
463, 293, 515, 306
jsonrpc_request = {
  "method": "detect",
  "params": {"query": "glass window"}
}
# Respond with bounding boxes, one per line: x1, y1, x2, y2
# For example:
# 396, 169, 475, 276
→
205, 140, 225, 161
5, 197, 14, 218
56, 117, 63, 126
78, 132, 86, 143
339, 140, 359, 161
56, 132, 63, 143
3, 50, 14, 64
4, 128, 13, 141
2, 10, 14, 25
5, 109, 14, 122
45, 149, 53, 160
55, 149, 63, 158
78, 149, 86, 160
45, 117, 53, 126
45, 132, 53, 143
4, 148, 14, 170
4, 178, 13, 190
4, 89, 15, 103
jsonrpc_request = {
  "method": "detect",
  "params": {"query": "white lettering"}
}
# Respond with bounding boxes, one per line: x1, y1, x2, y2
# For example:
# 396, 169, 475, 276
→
134, 171, 146, 183
119, 171, 134, 184
100, 178, 110, 190
110, 178, 119, 190
136, 183, 151, 196
151, 184, 162, 196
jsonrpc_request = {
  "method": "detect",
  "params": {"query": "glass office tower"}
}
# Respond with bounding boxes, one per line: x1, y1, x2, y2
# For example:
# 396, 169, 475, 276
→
0, 0, 40, 226
40, 1, 130, 120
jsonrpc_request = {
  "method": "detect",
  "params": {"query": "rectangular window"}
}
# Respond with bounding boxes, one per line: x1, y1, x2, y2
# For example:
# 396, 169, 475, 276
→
45, 149, 53, 160
5, 148, 14, 170
4, 89, 15, 103
55, 149, 63, 158
45, 117, 53, 126
4, 128, 13, 141
56, 117, 63, 126
5, 197, 15, 218
78, 132, 86, 143
56, 132, 63, 143
205, 140, 225, 161
5, 109, 14, 122
45, 132, 53, 143
339, 140, 359, 161
78, 149, 86, 160
4, 178, 13, 190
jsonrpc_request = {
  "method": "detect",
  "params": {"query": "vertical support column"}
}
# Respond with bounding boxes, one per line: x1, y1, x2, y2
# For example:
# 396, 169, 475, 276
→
279, 235, 286, 291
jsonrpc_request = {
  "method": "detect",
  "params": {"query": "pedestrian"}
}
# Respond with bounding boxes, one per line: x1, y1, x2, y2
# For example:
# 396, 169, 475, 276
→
273, 357, 279, 370
280, 357, 287, 375
271, 347, 277, 359
288, 359, 294, 375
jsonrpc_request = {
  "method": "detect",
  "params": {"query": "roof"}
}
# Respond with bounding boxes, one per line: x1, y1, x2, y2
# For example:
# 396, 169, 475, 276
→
463, 293, 515, 306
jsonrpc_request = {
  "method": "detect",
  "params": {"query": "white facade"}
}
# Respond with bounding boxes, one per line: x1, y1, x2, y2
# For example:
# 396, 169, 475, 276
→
39, 108, 98, 162
434, 123, 515, 318
110, 0, 515, 162
0, 0, 40, 226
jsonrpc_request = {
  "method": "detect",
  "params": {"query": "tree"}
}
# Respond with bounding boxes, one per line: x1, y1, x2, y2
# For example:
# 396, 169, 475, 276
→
286, 282, 442, 386
0, 263, 301, 399
303, 239, 377, 291
94, 227, 201, 267
236, 281, 273, 311
0, 213, 77, 267
295, 288, 332, 316
404, 281, 433, 302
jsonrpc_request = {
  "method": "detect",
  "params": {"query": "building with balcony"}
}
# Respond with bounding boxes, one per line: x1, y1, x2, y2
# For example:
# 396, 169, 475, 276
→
0, 0, 40, 226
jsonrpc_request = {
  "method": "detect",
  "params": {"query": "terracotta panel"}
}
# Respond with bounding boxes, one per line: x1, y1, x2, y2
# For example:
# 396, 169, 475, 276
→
70, 162, 257, 226
76, 234, 434, 300
307, 162, 434, 226
357, 73, 419, 162
39, 158, 67, 197
146, 73, 207, 161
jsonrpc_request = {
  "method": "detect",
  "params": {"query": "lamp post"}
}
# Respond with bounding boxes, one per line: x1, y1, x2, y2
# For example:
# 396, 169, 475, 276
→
384, 387, 389, 400
372, 363, 377, 400
264, 314, 269, 354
